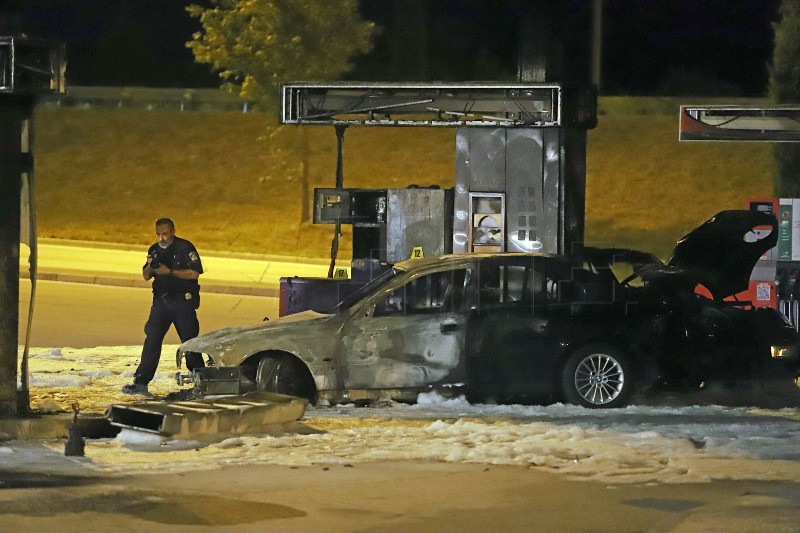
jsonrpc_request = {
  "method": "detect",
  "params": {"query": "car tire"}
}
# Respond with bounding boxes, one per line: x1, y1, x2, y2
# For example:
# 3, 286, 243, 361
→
255, 354, 317, 404
561, 344, 633, 408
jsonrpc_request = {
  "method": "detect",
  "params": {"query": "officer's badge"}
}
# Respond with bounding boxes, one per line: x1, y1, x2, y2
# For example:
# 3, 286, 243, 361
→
189, 251, 199, 262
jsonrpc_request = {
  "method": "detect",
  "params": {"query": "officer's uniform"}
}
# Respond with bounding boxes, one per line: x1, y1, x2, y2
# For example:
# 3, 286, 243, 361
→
133, 236, 204, 385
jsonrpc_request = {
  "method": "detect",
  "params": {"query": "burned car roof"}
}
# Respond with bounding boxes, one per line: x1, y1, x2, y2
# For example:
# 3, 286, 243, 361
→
332, 252, 556, 312
392, 251, 554, 271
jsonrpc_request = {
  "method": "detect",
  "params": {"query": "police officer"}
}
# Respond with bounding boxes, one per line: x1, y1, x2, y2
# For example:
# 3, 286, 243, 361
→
122, 218, 205, 396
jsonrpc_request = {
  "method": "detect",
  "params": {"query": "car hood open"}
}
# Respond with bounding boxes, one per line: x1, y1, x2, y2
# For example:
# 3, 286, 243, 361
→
667, 210, 778, 300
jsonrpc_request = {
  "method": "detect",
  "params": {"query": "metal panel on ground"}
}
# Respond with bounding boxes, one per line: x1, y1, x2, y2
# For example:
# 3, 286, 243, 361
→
107, 391, 308, 439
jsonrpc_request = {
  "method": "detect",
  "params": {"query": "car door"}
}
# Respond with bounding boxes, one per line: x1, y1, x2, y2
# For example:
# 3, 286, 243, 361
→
340, 267, 469, 390
465, 256, 576, 400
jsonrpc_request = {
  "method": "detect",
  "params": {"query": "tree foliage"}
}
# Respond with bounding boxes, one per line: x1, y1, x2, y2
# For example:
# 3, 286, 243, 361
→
769, 0, 800, 195
187, 0, 374, 105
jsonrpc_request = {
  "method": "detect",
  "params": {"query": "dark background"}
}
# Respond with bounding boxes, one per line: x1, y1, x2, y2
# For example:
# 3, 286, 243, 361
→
9, 0, 784, 96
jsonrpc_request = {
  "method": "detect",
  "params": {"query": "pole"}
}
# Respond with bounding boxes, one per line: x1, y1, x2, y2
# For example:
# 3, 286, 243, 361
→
328, 125, 347, 278
0, 94, 31, 416
591, 0, 603, 92
0, 9, 65, 416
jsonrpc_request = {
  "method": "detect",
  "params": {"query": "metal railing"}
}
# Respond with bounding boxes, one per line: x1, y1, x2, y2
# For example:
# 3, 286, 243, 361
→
40, 85, 256, 113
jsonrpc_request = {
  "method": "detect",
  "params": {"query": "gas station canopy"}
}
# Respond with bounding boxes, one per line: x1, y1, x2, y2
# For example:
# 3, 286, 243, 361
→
282, 82, 596, 128
679, 105, 800, 142
0, 35, 65, 94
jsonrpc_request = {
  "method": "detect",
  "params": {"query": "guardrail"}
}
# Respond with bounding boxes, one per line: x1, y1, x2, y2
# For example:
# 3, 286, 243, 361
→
39, 85, 258, 113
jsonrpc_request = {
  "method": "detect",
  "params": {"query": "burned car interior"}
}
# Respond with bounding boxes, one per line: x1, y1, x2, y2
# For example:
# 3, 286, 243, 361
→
372, 268, 468, 317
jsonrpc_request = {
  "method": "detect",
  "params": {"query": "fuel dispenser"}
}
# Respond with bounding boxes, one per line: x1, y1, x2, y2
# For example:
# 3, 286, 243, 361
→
314, 187, 452, 263
279, 186, 454, 316
278, 83, 597, 316
765, 197, 800, 329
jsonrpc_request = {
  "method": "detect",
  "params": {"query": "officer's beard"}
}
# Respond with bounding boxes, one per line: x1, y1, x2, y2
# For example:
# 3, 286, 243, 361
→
158, 241, 172, 249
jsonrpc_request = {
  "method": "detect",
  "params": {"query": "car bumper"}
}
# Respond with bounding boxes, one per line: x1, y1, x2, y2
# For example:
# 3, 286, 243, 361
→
175, 366, 256, 397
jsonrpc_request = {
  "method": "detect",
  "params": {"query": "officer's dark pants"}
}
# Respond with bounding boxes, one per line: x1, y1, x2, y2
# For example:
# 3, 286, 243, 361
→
134, 294, 205, 385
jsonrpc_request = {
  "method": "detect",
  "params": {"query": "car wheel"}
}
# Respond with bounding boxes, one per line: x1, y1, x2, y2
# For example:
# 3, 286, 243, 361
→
561, 344, 632, 408
255, 354, 317, 404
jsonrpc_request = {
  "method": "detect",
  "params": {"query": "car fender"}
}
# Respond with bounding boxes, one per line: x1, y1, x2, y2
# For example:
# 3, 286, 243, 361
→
236, 334, 339, 390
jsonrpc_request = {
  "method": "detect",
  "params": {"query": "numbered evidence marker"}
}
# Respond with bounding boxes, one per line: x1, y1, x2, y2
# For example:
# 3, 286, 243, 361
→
333, 268, 349, 279
411, 247, 424, 259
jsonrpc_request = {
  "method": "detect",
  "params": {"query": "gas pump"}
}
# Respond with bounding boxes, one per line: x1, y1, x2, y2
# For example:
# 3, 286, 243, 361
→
751, 196, 800, 330
277, 83, 597, 316
314, 186, 452, 263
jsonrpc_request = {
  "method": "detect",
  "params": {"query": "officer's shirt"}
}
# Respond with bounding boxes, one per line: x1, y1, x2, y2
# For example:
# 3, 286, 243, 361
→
144, 236, 204, 295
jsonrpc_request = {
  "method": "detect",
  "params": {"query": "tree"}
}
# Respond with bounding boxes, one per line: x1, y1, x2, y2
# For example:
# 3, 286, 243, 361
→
769, 0, 800, 196
188, 0, 374, 224
186, 0, 374, 105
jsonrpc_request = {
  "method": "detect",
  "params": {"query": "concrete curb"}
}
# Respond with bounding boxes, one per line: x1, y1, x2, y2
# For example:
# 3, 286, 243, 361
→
0, 413, 73, 440
35, 237, 331, 265
18, 239, 336, 298
0, 413, 122, 441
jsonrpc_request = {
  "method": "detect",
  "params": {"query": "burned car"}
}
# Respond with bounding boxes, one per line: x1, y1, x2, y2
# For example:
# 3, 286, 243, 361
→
178, 210, 800, 408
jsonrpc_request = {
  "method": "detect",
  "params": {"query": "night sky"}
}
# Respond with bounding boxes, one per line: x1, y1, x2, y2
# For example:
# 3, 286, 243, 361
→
10, 0, 784, 96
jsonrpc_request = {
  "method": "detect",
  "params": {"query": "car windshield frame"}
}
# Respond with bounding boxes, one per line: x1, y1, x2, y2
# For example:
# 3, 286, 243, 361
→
328, 267, 401, 313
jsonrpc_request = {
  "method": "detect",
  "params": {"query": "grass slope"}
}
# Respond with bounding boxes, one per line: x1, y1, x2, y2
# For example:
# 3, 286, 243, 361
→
33, 98, 774, 260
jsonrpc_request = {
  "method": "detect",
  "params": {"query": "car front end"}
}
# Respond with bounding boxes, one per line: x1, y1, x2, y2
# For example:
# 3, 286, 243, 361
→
176, 310, 342, 397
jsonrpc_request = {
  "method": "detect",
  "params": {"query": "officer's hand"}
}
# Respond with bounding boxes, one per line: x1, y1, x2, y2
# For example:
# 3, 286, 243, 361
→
152, 264, 171, 276
148, 250, 161, 268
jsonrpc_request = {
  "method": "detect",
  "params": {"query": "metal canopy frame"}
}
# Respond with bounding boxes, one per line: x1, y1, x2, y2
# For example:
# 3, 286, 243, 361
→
282, 82, 596, 128
0, 36, 65, 94
679, 105, 800, 142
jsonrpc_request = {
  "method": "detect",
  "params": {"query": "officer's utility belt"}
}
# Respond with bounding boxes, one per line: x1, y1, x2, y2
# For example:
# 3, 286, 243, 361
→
155, 290, 198, 302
